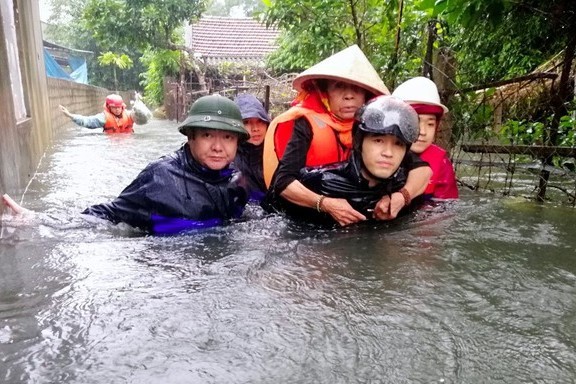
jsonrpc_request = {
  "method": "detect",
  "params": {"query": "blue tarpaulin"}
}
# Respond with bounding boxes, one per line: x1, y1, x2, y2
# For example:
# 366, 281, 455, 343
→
70, 61, 88, 84
44, 48, 88, 84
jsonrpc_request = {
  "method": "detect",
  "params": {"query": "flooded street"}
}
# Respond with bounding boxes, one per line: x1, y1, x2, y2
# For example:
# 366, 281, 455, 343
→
2, 119, 576, 383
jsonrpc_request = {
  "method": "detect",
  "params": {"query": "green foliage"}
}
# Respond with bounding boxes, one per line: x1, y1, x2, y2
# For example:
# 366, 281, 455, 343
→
266, 30, 344, 74
263, 0, 400, 78
500, 120, 545, 145
91, 48, 146, 91
499, 106, 576, 147
98, 52, 134, 90
139, 49, 182, 105
83, 0, 206, 51
81, 0, 206, 97
421, 0, 572, 85
262, 0, 530, 89
44, 0, 145, 92
98, 52, 133, 69
205, 0, 265, 16
557, 113, 576, 147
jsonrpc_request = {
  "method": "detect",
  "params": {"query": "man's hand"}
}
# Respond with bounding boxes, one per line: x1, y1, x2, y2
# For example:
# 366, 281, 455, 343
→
322, 197, 366, 226
2, 194, 29, 215
59, 105, 72, 118
373, 192, 405, 221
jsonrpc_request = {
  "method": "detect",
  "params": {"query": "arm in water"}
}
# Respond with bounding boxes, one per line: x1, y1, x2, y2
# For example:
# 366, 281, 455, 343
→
2, 194, 30, 215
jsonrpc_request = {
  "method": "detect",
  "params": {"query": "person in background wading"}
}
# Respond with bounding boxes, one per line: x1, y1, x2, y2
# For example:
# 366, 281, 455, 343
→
262, 45, 431, 226
266, 96, 428, 225
3, 95, 250, 235
59, 93, 150, 134
233, 93, 270, 203
392, 77, 458, 200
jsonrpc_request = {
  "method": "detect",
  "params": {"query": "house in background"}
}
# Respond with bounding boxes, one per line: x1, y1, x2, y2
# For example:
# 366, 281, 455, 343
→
164, 16, 281, 121
184, 16, 280, 67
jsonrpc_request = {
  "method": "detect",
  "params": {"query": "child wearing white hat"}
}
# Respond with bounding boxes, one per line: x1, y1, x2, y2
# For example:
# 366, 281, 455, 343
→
392, 77, 458, 199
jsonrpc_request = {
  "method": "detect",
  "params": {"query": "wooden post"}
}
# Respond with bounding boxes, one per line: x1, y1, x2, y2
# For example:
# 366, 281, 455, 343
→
264, 85, 270, 113
434, 47, 457, 152
422, 20, 436, 79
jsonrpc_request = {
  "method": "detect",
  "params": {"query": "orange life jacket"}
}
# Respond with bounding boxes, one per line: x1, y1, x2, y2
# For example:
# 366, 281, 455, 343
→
262, 107, 351, 188
103, 110, 134, 134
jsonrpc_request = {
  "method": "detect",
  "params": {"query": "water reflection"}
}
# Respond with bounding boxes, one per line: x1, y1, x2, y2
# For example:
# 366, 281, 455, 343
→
1, 121, 576, 383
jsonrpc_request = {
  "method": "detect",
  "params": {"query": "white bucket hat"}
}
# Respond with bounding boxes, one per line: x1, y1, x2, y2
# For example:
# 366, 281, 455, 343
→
392, 76, 449, 113
292, 45, 390, 96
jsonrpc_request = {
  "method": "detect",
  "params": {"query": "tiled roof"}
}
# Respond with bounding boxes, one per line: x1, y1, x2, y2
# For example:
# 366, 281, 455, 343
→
186, 16, 280, 65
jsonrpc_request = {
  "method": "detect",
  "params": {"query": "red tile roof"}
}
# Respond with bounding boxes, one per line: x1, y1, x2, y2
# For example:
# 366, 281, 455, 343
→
186, 16, 280, 65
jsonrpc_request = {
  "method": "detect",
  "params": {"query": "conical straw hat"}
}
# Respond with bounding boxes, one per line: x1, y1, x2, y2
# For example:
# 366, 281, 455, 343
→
292, 45, 390, 96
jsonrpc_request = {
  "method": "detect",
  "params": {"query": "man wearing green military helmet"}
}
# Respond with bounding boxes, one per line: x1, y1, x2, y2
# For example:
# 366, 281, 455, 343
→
80, 94, 251, 234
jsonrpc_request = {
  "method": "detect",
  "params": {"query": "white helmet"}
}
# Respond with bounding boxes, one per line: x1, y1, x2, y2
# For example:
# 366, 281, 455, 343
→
392, 76, 448, 114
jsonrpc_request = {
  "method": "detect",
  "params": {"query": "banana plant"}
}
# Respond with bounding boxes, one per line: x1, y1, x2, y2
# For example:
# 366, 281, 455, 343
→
98, 52, 133, 91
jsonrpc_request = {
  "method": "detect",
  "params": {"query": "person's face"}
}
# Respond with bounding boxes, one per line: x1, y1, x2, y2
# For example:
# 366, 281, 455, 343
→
411, 114, 437, 154
108, 105, 123, 117
188, 128, 239, 170
243, 118, 268, 145
361, 134, 407, 183
326, 80, 367, 120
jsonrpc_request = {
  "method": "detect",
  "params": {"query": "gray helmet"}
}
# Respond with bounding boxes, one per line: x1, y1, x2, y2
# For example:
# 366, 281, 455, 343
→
353, 95, 419, 151
178, 94, 250, 141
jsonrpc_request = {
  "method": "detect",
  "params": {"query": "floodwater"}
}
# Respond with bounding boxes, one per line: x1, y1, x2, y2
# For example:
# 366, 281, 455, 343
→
1, 119, 576, 384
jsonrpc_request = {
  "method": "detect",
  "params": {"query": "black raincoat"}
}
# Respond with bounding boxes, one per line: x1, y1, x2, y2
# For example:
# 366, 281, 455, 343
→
233, 141, 266, 202
264, 152, 426, 225
83, 144, 248, 234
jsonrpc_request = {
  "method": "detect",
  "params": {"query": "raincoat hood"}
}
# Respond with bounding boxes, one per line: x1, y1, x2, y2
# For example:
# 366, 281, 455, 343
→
234, 94, 270, 123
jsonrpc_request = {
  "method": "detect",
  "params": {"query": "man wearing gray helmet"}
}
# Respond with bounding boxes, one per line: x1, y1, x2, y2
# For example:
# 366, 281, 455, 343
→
265, 96, 429, 225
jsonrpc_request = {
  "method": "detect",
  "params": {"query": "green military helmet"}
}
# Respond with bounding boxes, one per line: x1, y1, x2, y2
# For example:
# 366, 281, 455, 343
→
178, 94, 250, 141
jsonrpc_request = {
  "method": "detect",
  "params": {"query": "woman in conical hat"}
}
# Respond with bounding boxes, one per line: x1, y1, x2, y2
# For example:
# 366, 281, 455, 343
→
262, 45, 431, 226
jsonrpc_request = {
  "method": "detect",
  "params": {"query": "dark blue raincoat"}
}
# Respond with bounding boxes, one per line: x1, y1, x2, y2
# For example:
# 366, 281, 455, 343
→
82, 144, 248, 234
233, 141, 266, 202
233, 93, 270, 203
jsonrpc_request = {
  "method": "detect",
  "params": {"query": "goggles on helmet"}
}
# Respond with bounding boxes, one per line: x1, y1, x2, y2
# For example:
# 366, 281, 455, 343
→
354, 96, 419, 146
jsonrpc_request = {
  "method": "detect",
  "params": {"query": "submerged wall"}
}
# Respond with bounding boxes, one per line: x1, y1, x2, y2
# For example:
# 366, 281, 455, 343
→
1, 73, 131, 201
47, 78, 131, 136
0, 0, 48, 203
0, 1, 129, 211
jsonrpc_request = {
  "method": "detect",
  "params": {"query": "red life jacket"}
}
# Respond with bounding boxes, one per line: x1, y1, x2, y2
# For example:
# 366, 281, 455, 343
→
419, 144, 459, 199
103, 110, 134, 134
263, 107, 351, 188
